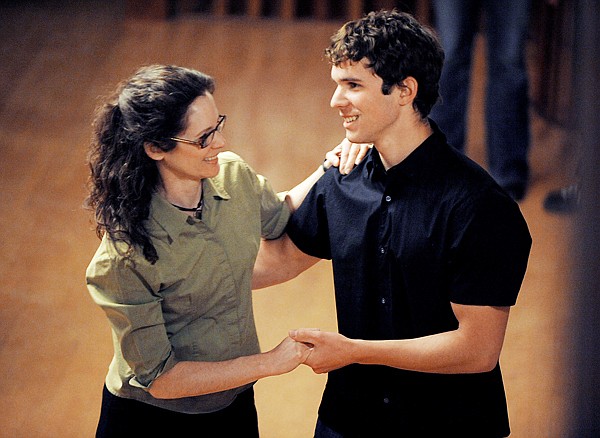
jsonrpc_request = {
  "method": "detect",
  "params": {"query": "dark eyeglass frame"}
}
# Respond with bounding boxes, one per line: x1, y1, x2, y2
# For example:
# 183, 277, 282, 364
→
170, 114, 226, 149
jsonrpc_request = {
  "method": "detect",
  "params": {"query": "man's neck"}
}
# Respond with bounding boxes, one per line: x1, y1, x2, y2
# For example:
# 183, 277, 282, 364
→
377, 117, 433, 170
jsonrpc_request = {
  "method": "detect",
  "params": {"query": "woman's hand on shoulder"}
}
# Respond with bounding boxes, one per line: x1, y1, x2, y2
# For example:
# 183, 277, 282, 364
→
324, 139, 372, 175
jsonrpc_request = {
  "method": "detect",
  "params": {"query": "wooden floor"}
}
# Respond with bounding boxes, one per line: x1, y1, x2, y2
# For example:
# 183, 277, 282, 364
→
0, 1, 577, 437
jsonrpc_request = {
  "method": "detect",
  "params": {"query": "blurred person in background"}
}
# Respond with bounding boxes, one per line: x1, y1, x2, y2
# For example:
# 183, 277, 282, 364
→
430, 0, 532, 201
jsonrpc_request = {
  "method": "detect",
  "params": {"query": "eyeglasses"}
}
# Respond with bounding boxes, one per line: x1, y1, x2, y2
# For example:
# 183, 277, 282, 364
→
170, 114, 226, 149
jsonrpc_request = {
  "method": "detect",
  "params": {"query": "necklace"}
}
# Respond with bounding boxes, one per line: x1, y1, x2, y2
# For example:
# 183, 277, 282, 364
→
170, 196, 204, 219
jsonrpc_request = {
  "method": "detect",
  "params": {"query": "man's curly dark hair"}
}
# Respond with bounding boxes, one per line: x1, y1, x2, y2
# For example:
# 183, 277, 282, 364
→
325, 9, 444, 118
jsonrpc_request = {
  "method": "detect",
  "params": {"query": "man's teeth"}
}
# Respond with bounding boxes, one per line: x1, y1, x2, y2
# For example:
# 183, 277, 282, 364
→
205, 155, 218, 161
344, 115, 359, 123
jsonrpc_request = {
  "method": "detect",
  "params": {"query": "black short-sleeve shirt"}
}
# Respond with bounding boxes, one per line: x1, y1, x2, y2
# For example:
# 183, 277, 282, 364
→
286, 122, 532, 437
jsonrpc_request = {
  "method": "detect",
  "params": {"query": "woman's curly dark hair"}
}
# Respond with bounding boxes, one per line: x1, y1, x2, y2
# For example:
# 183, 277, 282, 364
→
85, 65, 215, 264
325, 9, 444, 118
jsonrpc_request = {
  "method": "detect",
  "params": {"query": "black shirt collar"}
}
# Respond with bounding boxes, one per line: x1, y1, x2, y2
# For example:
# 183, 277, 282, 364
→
365, 119, 448, 183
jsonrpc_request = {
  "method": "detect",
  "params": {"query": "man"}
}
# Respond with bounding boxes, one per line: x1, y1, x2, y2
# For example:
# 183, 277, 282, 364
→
253, 10, 531, 437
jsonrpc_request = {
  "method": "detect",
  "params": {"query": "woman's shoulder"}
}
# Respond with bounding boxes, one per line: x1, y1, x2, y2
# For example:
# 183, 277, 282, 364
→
217, 150, 245, 165
216, 151, 259, 181
87, 234, 152, 275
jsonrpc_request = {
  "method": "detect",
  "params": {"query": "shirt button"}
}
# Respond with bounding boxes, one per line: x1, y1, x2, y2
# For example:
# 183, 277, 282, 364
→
385, 195, 392, 202
379, 247, 385, 254
383, 397, 390, 404
381, 298, 386, 304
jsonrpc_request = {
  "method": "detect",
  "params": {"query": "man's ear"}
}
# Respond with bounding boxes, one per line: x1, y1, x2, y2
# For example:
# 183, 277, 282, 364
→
397, 76, 418, 106
144, 142, 165, 161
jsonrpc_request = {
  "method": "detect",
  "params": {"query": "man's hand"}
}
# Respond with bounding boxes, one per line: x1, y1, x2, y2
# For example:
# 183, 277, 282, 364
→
292, 304, 511, 376
325, 139, 372, 175
289, 328, 354, 374
265, 336, 314, 375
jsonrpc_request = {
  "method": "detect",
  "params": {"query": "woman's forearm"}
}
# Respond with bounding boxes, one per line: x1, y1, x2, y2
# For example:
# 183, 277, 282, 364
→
285, 165, 326, 212
285, 140, 370, 212
148, 336, 310, 399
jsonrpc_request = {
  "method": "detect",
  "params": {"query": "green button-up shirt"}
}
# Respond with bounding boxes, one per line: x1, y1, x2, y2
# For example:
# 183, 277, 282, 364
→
86, 152, 290, 413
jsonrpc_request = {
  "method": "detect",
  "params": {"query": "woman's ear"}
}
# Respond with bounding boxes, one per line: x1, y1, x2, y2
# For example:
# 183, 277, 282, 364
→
144, 142, 165, 161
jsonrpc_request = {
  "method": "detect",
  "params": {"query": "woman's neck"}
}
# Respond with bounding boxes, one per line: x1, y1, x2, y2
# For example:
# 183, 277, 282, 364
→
158, 178, 203, 210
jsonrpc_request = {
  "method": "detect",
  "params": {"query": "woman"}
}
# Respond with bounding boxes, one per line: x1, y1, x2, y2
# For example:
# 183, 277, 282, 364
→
85, 64, 358, 436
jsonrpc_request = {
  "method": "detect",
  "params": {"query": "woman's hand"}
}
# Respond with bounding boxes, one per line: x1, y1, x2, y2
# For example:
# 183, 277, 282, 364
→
289, 329, 353, 374
325, 139, 372, 175
149, 336, 313, 399
265, 336, 313, 375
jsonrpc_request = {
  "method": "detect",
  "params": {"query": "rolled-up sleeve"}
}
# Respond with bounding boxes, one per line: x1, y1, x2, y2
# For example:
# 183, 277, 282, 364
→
86, 249, 177, 389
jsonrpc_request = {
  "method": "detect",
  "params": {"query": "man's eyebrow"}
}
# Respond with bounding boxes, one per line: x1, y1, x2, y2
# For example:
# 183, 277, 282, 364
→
332, 76, 364, 84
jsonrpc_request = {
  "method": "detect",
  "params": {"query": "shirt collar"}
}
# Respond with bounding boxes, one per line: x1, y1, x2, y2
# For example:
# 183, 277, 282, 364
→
365, 118, 448, 182
147, 177, 231, 241
204, 174, 231, 202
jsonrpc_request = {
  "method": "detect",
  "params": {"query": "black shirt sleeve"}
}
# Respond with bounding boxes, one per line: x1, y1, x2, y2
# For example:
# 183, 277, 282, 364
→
286, 175, 333, 260
448, 188, 532, 306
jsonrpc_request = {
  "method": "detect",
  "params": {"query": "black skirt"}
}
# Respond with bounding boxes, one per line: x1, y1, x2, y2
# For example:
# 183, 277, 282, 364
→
96, 385, 259, 437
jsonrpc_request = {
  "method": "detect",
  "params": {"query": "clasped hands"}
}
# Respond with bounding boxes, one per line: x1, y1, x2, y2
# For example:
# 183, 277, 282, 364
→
289, 328, 353, 374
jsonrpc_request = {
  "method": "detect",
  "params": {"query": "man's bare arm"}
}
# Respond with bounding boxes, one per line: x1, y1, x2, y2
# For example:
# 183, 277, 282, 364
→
290, 303, 510, 374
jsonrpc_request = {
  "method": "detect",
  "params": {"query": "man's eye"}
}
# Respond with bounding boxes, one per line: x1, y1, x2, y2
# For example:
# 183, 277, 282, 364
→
348, 82, 360, 89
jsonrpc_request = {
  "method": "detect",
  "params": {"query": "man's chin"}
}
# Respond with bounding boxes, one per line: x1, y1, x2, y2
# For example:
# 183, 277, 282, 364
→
345, 132, 361, 143
345, 133, 370, 145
